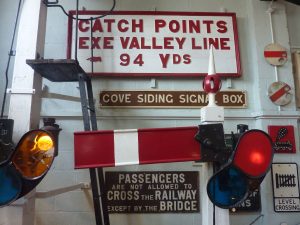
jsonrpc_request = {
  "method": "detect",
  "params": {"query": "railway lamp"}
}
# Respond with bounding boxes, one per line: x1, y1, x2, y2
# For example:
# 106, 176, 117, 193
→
206, 129, 274, 208
0, 118, 60, 206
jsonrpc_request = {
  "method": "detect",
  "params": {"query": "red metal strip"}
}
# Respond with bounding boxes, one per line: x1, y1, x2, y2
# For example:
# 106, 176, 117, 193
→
138, 126, 201, 165
270, 84, 290, 102
74, 130, 115, 169
264, 51, 287, 58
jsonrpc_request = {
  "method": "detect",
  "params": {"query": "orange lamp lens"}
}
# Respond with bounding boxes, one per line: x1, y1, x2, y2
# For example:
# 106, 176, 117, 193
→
37, 135, 53, 151
12, 130, 55, 180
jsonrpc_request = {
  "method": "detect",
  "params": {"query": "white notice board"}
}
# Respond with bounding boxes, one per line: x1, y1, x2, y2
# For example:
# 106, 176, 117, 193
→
272, 163, 300, 212
67, 11, 241, 77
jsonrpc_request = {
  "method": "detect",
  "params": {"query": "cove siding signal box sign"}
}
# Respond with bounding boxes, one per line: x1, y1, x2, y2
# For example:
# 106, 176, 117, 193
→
99, 90, 247, 108
68, 11, 241, 77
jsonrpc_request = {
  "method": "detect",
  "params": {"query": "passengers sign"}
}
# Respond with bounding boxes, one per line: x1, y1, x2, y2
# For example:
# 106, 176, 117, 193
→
105, 171, 199, 213
68, 11, 241, 77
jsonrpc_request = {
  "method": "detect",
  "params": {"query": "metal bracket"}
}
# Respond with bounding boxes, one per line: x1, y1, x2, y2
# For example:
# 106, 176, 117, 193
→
195, 123, 231, 163
42, 85, 81, 102
9, 50, 16, 56
10, 183, 90, 207
150, 78, 157, 88
34, 182, 91, 199
7, 88, 35, 94
43, 0, 59, 5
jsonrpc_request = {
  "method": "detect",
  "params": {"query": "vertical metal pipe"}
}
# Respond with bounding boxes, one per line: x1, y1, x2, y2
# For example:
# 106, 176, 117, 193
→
89, 168, 104, 225
78, 74, 91, 131
267, 4, 281, 111
78, 74, 110, 225
1, 0, 22, 118
75, 0, 79, 60
86, 77, 110, 225
86, 78, 97, 130
90, 17, 94, 75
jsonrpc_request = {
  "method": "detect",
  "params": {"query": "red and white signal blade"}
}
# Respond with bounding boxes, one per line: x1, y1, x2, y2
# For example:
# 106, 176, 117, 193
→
264, 43, 288, 66
74, 126, 200, 169
268, 81, 292, 106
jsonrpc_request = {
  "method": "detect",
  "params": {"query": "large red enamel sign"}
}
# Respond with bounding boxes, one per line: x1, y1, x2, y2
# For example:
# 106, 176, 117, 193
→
68, 11, 241, 77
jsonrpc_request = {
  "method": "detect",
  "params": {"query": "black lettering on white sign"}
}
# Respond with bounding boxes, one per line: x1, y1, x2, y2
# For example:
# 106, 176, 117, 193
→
272, 163, 300, 212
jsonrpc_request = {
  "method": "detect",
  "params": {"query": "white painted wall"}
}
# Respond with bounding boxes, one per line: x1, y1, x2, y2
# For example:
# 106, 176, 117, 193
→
286, 1, 300, 49
1, 0, 300, 225
0, 0, 18, 117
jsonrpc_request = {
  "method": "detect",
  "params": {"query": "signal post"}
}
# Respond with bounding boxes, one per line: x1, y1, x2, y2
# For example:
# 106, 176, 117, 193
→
5, 1, 47, 225
200, 48, 229, 225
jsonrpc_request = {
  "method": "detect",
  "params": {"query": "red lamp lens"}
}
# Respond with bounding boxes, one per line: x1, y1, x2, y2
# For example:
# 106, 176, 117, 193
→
233, 130, 273, 178
249, 151, 264, 165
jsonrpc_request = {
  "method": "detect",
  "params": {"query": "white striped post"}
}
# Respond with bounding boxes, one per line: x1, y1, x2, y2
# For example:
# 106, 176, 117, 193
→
201, 47, 229, 225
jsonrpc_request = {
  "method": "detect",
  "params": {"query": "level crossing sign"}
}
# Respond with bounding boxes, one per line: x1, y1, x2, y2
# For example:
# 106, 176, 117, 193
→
272, 163, 300, 212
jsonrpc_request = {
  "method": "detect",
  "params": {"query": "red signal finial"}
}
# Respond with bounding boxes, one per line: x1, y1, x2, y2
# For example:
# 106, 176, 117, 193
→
203, 47, 222, 107
203, 47, 221, 94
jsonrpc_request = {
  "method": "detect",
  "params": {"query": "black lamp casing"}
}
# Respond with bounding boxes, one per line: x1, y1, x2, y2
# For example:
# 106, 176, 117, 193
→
0, 119, 14, 165
41, 118, 61, 157
285, 0, 300, 5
